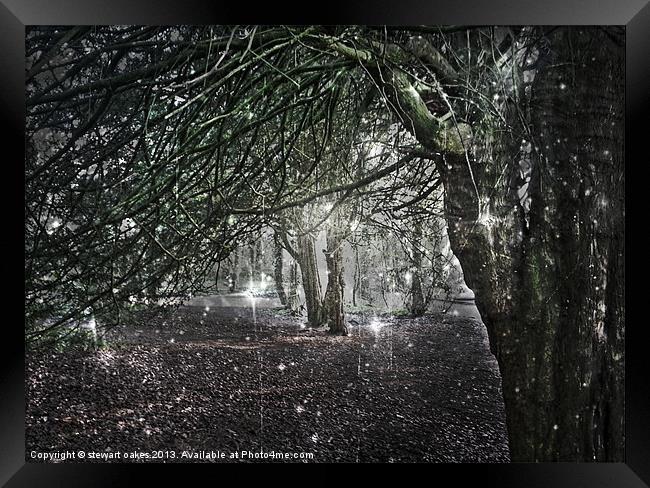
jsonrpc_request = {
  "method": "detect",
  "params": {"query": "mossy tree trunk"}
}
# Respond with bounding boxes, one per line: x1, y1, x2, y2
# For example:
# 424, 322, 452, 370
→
323, 211, 348, 335
371, 27, 624, 461
297, 233, 323, 327
446, 28, 624, 461
525, 27, 624, 461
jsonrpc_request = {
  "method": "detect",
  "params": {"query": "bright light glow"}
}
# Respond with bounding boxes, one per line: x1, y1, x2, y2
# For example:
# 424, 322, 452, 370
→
368, 317, 385, 334
477, 207, 494, 228
46, 218, 62, 235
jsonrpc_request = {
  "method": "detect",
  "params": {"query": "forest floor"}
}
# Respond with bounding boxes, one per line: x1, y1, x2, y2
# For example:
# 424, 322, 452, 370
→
26, 296, 510, 463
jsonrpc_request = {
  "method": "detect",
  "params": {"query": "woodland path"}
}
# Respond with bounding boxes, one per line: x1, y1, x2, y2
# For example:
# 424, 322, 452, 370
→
27, 297, 510, 462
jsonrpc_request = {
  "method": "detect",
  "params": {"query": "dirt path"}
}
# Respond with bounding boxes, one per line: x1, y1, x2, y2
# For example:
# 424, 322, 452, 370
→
26, 301, 510, 462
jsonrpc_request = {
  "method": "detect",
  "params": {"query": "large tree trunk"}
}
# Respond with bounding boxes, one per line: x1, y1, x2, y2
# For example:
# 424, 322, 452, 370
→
273, 232, 288, 306
287, 259, 300, 313
444, 28, 624, 461
323, 224, 348, 335
409, 220, 427, 316
374, 27, 624, 461
527, 27, 624, 461
297, 233, 323, 327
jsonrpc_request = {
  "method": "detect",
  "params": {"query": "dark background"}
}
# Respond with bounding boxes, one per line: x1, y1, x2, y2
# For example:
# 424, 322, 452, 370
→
1, 0, 647, 485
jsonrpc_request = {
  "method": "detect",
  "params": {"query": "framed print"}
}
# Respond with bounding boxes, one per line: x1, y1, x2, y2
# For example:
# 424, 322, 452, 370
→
2, 0, 647, 485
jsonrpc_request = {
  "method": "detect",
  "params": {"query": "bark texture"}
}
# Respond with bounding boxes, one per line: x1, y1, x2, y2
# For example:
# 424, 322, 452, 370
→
443, 28, 625, 461
297, 233, 323, 327
287, 260, 300, 313
409, 220, 427, 317
323, 223, 348, 335
376, 27, 624, 461
273, 232, 288, 306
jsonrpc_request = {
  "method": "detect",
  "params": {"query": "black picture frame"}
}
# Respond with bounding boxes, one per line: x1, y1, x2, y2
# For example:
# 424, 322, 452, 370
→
2, 1, 647, 485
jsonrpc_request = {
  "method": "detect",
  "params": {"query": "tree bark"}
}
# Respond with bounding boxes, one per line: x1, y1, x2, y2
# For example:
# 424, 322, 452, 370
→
273, 231, 288, 306
297, 233, 323, 327
371, 27, 624, 461
323, 225, 348, 335
443, 28, 625, 461
526, 27, 624, 461
409, 220, 427, 316
287, 259, 300, 313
